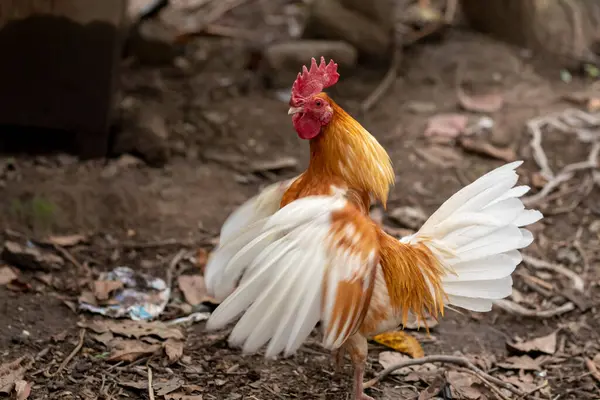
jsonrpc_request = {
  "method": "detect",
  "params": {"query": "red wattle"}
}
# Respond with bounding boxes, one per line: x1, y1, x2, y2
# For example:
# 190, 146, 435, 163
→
293, 114, 321, 140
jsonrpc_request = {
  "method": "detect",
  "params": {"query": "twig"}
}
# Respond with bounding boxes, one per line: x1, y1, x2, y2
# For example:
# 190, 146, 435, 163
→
584, 358, 600, 383
522, 254, 585, 292
53, 244, 86, 273
44, 329, 85, 377
166, 249, 187, 289
493, 299, 575, 318
517, 381, 549, 399
148, 366, 155, 400
456, 367, 511, 400
363, 355, 525, 397
361, 50, 399, 113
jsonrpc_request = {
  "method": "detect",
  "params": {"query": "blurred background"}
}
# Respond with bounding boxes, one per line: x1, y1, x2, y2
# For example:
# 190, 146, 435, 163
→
0, 1, 599, 399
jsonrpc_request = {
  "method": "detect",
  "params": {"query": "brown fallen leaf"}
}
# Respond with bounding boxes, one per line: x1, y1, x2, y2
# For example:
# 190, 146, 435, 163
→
0, 266, 18, 285
502, 375, 538, 392
107, 338, 161, 362
378, 352, 437, 382
14, 379, 31, 400
458, 136, 516, 162
78, 290, 98, 306
418, 375, 447, 400
91, 331, 114, 346
93, 280, 124, 301
0, 356, 33, 394
164, 339, 185, 364
78, 319, 184, 340
530, 172, 548, 189
177, 275, 207, 306
154, 378, 185, 396
496, 355, 543, 371
446, 370, 484, 400
118, 379, 148, 390
44, 234, 87, 247
373, 331, 425, 358
165, 393, 203, 400
424, 114, 468, 141
457, 88, 504, 113
507, 331, 557, 355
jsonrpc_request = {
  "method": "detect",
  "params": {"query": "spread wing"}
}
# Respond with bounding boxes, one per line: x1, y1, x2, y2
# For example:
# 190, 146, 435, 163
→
204, 177, 296, 299
205, 194, 379, 358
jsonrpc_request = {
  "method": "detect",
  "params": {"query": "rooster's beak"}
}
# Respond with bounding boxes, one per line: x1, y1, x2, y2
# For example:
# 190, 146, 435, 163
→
288, 107, 303, 115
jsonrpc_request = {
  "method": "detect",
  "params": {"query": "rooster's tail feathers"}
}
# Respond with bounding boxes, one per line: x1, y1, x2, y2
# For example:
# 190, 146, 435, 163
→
404, 161, 543, 312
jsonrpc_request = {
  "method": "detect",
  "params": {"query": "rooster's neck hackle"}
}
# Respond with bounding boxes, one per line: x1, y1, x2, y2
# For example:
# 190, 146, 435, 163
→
307, 95, 395, 207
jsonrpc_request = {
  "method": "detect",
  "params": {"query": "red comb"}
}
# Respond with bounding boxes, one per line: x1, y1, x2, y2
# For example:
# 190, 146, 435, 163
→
291, 57, 339, 105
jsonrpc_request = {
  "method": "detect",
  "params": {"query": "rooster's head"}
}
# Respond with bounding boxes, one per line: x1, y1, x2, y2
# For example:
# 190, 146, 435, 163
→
288, 57, 339, 140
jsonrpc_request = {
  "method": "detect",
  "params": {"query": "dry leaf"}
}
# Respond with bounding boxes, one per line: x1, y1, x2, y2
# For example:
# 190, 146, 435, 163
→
458, 137, 516, 162
14, 379, 31, 400
418, 375, 447, 400
0, 266, 17, 285
378, 352, 436, 382
497, 355, 543, 371
0, 356, 33, 394
177, 275, 207, 306
107, 338, 161, 362
165, 393, 203, 400
164, 339, 185, 364
91, 331, 114, 346
424, 114, 468, 140
44, 234, 87, 247
155, 378, 185, 396
373, 331, 425, 358
502, 375, 538, 392
457, 88, 504, 113
507, 332, 557, 355
118, 379, 148, 390
93, 280, 124, 301
78, 319, 184, 340
446, 370, 484, 400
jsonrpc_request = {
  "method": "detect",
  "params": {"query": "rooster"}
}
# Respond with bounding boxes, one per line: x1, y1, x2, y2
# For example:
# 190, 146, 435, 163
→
204, 57, 542, 400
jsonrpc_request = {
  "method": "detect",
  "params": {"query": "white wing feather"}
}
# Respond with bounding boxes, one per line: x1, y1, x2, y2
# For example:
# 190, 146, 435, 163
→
402, 161, 543, 312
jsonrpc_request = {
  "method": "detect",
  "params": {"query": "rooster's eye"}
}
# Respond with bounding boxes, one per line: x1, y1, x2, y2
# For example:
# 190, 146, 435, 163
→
315, 100, 323, 107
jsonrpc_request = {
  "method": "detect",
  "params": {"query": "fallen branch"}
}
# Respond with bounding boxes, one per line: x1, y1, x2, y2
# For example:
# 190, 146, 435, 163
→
363, 354, 525, 397
148, 366, 156, 400
44, 329, 85, 377
522, 254, 585, 292
361, 50, 399, 113
493, 299, 575, 318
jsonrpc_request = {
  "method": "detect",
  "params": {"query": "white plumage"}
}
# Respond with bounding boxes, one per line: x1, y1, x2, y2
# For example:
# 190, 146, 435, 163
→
402, 161, 542, 312
204, 160, 542, 358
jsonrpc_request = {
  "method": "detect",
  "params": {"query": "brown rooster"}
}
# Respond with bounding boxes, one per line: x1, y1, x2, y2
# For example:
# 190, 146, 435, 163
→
205, 57, 542, 399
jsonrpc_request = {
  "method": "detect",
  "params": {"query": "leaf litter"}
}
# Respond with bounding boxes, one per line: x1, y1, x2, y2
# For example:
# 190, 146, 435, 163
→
177, 274, 208, 306
0, 356, 33, 395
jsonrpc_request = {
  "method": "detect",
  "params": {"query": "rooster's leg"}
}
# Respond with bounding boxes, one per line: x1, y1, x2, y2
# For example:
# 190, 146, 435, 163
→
332, 347, 346, 373
345, 334, 373, 400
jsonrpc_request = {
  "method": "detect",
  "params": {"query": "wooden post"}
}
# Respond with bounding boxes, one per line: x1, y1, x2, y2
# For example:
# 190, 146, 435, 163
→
0, 0, 127, 158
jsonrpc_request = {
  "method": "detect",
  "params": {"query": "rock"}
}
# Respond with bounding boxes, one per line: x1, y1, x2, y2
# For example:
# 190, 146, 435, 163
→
113, 102, 170, 166
2, 241, 64, 271
263, 40, 358, 89
303, 0, 392, 59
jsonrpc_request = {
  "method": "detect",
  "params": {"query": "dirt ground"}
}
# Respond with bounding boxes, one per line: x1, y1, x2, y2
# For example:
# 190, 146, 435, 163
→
1, 2, 600, 399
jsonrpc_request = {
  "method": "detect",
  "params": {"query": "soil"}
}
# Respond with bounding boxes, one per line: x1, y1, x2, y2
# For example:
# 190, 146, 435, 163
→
1, 2, 600, 400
